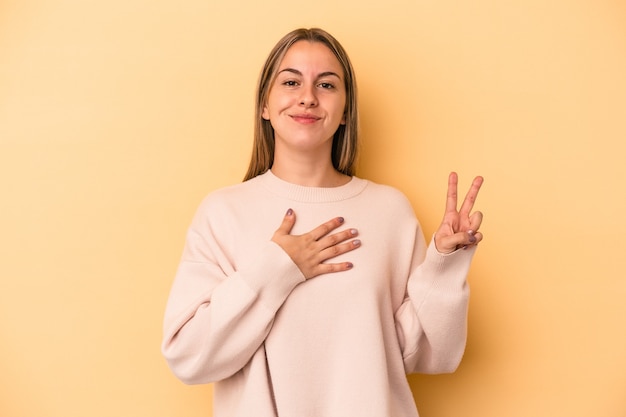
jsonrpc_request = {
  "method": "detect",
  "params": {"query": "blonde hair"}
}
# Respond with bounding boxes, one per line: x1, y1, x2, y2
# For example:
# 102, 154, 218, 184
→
244, 28, 360, 181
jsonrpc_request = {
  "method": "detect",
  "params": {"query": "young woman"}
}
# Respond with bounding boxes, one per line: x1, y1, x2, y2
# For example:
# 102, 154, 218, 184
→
162, 28, 484, 417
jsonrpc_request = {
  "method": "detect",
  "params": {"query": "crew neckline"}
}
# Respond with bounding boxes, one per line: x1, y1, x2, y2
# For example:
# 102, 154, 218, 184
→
255, 169, 368, 203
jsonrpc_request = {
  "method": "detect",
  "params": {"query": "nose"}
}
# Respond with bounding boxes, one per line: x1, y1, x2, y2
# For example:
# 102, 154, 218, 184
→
299, 84, 317, 107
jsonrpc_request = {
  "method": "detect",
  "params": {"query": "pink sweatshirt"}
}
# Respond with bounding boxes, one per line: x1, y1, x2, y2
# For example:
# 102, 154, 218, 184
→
162, 170, 475, 417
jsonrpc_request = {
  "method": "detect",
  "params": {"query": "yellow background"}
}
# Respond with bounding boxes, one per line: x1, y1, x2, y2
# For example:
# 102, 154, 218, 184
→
1, 0, 625, 416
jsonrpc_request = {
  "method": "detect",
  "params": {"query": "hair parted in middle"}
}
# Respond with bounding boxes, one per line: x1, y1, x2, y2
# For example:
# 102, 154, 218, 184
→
244, 28, 360, 181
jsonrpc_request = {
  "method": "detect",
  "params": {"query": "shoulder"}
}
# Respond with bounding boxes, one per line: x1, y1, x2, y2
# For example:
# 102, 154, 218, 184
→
202, 179, 257, 204
360, 178, 416, 217
362, 179, 409, 200
190, 177, 262, 223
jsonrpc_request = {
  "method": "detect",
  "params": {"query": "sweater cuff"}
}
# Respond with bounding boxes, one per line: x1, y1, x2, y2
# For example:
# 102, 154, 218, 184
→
407, 238, 475, 305
423, 237, 476, 273
237, 241, 306, 312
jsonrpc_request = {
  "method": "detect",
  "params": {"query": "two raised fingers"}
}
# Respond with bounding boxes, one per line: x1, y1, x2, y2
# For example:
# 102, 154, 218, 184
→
436, 173, 485, 253
446, 172, 484, 216
456, 173, 484, 249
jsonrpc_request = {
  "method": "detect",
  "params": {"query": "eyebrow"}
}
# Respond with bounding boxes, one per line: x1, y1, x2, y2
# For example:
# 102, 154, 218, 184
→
278, 68, 342, 80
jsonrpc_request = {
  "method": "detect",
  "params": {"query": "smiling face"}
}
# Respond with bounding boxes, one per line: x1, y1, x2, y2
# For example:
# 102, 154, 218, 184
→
262, 40, 347, 159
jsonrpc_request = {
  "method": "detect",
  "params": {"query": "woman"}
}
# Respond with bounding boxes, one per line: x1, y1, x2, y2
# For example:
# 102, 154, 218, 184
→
162, 28, 484, 417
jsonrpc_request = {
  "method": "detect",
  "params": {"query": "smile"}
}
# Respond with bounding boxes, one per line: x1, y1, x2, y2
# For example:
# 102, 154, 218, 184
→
290, 114, 321, 124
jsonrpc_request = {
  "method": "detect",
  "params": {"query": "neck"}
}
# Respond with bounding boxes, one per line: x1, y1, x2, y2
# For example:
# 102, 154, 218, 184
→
271, 158, 350, 187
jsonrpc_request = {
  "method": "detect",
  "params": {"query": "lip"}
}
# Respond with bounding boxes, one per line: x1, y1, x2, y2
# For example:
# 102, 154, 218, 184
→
290, 113, 321, 124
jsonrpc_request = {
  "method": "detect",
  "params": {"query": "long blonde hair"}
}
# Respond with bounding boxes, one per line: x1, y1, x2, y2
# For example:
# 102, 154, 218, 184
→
244, 28, 360, 181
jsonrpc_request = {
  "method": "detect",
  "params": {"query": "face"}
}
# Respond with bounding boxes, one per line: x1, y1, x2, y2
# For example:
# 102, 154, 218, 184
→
262, 41, 346, 157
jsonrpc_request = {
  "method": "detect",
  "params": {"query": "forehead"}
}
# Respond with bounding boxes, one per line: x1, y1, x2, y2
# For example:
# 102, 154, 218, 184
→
278, 40, 344, 77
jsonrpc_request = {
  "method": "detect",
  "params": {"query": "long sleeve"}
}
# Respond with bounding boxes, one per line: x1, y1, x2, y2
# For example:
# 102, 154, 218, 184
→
160, 172, 479, 417
394, 226, 475, 375
161, 196, 305, 385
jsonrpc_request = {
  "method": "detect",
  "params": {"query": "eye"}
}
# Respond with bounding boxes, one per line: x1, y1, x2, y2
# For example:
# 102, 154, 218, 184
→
282, 80, 299, 87
318, 82, 335, 89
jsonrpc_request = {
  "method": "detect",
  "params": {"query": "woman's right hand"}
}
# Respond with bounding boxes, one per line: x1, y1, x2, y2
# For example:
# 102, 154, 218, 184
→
271, 208, 361, 280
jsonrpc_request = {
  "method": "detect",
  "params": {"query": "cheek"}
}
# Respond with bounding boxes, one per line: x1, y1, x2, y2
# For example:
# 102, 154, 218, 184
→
338, 99, 347, 124
262, 92, 284, 120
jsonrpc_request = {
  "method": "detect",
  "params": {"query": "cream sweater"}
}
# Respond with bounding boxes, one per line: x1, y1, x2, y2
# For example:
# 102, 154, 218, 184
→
162, 170, 475, 417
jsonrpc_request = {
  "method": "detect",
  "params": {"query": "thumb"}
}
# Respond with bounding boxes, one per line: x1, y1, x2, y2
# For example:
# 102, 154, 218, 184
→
435, 230, 478, 254
434, 233, 461, 254
274, 208, 296, 237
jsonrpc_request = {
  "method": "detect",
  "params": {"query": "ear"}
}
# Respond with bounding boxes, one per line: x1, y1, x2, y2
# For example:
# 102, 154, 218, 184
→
262, 106, 270, 120
340, 113, 346, 125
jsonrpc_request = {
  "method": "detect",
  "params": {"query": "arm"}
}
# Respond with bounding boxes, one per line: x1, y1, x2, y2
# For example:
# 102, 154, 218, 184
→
395, 240, 475, 374
395, 172, 484, 374
162, 204, 360, 384
161, 223, 304, 384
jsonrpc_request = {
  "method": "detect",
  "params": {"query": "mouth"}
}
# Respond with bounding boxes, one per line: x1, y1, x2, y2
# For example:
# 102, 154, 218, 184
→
290, 114, 321, 124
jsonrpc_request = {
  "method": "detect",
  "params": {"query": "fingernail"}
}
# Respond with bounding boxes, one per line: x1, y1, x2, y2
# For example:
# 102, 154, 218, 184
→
338, 217, 344, 224
286, 208, 293, 216
352, 239, 361, 246
350, 228, 358, 235
346, 262, 354, 269
468, 230, 476, 243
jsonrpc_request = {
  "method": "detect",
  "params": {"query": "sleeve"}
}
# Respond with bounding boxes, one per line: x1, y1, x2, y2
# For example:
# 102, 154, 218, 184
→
394, 224, 475, 375
161, 199, 305, 385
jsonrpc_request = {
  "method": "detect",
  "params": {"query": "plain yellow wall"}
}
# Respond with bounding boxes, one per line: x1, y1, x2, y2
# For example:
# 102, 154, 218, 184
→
1, 0, 625, 416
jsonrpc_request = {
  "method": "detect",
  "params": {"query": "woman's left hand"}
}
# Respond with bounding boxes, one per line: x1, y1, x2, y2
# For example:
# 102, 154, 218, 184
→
434, 172, 484, 254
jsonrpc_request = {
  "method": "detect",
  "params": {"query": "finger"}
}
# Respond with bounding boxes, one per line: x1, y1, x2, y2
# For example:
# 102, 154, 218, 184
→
444, 172, 459, 214
318, 227, 359, 250
309, 216, 345, 241
462, 231, 484, 250
319, 235, 361, 260
274, 208, 296, 236
434, 233, 461, 254
459, 176, 484, 216
315, 261, 355, 276
436, 229, 481, 253
468, 211, 483, 232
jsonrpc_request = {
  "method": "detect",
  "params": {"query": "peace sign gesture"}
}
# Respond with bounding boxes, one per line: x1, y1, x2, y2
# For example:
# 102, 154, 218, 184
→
434, 172, 484, 254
